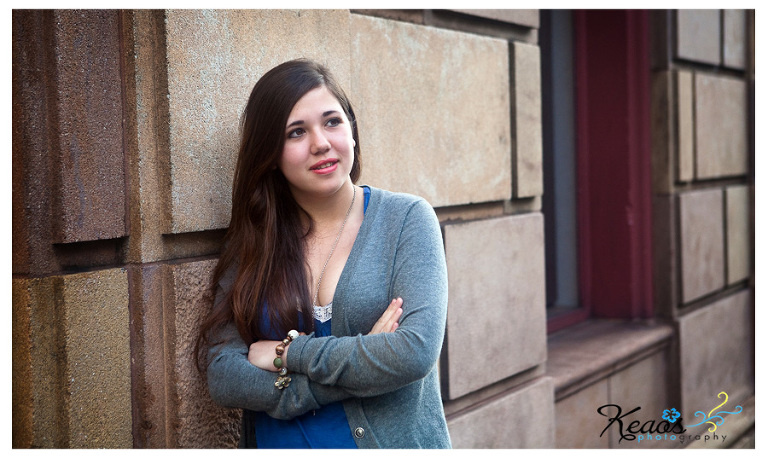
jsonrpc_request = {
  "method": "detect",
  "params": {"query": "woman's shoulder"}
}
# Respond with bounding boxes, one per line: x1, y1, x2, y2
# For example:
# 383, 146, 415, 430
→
365, 186, 439, 234
367, 186, 431, 213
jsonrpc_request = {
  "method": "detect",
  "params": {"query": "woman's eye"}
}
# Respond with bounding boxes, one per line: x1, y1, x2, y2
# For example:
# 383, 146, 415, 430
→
326, 117, 342, 127
287, 128, 304, 139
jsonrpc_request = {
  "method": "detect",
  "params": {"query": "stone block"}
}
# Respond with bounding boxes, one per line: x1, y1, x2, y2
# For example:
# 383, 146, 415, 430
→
449, 377, 554, 448
12, 279, 33, 448
12, 270, 133, 448
694, 73, 748, 179
13, 276, 62, 447
11, 269, 134, 447
650, 70, 674, 194
679, 189, 724, 303
676, 70, 694, 182
723, 10, 746, 69
351, 14, 511, 207
164, 10, 352, 233
608, 351, 671, 449
163, 259, 241, 448
651, 194, 678, 318
676, 9, 721, 65
49, 10, 127, 243
452, 9, 539, 28
678, 290, 753, 422
128, 264, 169, 447
13, 10, 53, 275
512, 41, 544, 198
60, 268, 132, 448
726, 185, 751, 284
443, 213, 546, 399
556, 379, 610, 448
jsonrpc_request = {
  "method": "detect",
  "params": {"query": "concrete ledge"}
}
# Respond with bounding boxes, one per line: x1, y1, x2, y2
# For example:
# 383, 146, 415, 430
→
547, 319, 674, 400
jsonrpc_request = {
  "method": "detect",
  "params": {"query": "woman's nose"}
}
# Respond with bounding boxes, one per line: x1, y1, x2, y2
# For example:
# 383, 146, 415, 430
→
310, 130, 331, 154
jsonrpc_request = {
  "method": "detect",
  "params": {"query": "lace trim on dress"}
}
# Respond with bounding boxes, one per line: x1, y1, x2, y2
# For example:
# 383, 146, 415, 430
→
313, 302, 333, 323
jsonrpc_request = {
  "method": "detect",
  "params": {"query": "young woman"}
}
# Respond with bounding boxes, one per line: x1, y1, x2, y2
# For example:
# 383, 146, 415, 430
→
197, 59, 450, 448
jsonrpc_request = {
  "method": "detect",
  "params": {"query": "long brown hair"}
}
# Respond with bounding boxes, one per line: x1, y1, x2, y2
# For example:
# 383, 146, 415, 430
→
196, 59, 361, 371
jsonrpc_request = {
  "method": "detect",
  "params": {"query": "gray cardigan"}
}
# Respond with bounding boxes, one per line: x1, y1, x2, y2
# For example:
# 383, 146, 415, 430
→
206, 187, 451, 448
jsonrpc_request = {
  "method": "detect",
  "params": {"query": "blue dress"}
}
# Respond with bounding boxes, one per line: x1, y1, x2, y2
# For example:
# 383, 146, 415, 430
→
251, 186, 370, 448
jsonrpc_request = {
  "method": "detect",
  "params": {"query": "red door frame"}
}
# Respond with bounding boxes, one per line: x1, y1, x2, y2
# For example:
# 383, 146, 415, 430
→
548, 10, 654, 333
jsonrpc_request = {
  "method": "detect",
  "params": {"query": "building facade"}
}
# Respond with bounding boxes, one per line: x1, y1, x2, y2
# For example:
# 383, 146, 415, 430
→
12, 9, 754, 448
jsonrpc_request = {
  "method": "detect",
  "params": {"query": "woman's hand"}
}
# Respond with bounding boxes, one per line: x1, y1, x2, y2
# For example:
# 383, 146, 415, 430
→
247, 298, 402, 371
368, 298, 403, 335
248, 340, 282, 372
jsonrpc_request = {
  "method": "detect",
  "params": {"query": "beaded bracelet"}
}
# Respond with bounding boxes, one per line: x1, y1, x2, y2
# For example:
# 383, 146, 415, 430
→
274, 329, 299, 390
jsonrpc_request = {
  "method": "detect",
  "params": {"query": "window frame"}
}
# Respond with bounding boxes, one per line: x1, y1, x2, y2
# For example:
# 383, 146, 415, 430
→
545, 9, 654, 334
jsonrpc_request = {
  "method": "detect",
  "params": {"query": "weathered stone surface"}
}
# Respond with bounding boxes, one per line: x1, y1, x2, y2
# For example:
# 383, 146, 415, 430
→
452, 9, 539, 28
556, 379, 610, 448
676, 9, 721, 65
449, 377, 554, 448
125, 10, 170, 263
12, 279, 33, 448
678, 290, 753, 421
512, 41, 543, 198
351, 14, 511, 207
14, 276, 63, 447
695, 73, 748, 179
127, 264, 169, 447
650, 70, 675, 194
13, 10, 51, 275
676, 70, 694, 182
60, 268, 132, 448
608, 351, 671, 449
13, 10, 127, 275
443, 213, 546, 399
726, 185, 751, 284
679, 189, 724, 303
164, 259, 240, 448
165, 10, 352, 233
12, 271, 133, 448
723, 10, 746, 69
651, 194, 678, 318
50, 10, 127, 243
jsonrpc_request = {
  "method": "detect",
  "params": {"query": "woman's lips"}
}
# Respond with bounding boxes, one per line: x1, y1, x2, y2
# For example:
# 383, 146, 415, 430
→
310, 159, 338, 174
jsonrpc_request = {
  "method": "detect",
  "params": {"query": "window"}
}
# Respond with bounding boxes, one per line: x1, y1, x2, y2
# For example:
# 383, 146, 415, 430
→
541, 10, 654, 333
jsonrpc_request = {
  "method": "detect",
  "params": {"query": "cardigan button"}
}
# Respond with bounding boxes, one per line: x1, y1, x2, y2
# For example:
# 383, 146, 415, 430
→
354, 427, 365, 438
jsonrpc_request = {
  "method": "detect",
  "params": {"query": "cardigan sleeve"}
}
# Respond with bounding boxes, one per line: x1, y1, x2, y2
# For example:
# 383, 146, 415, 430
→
285, 198, 448, 397
205, 285, 353, 420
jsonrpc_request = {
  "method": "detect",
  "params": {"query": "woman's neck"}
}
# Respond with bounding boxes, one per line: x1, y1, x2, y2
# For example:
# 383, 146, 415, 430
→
293, 181, 356, 233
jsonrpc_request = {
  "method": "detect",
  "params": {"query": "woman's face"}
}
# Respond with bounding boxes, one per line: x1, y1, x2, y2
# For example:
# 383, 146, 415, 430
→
278, 85, 355, 201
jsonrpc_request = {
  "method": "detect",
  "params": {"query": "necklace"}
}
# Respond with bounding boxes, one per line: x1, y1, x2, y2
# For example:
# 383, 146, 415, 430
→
312, 185, 356, 308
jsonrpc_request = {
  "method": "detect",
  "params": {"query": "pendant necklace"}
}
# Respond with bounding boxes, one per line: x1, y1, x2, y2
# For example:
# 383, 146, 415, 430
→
312, 185, 356, 308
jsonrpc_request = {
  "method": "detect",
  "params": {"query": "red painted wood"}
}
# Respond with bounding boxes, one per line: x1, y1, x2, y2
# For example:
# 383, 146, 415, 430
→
572, 10, 654, 320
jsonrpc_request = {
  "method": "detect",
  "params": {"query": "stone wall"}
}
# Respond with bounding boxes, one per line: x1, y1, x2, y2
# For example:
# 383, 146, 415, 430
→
548, 8, 754, 450
650, 9, 755, 438
12, 9, 551, 448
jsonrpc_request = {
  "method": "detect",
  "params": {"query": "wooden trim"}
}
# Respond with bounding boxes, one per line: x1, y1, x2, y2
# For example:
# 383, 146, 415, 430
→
572, 10, 654, 320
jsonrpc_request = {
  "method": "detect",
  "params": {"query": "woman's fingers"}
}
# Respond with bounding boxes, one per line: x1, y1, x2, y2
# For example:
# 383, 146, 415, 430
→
369, 298, 403, 334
